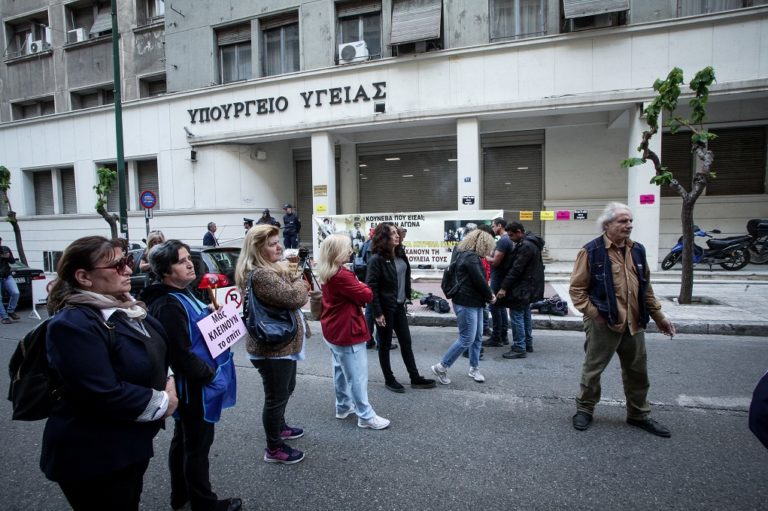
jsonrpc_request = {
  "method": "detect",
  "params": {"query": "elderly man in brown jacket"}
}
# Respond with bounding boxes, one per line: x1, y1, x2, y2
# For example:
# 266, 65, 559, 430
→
570, 202, 676, 437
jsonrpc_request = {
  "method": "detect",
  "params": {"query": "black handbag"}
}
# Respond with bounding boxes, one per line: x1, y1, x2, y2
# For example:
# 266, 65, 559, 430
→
244, 270, 297, 348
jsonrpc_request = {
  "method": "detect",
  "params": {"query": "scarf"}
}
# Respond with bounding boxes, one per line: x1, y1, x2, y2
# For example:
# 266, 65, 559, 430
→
65, 289, 148, 320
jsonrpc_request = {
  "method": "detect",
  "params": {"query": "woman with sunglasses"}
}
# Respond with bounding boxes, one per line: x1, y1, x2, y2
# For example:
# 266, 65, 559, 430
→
42, 236, 178, 511
235, 224, 309, 464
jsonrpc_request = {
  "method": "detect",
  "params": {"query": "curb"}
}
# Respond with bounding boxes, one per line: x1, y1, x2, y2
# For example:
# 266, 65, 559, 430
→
406, 313, 768, 337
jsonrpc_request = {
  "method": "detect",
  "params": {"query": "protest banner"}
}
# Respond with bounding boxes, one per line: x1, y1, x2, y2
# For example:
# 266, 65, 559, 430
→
196, 302, 246, 358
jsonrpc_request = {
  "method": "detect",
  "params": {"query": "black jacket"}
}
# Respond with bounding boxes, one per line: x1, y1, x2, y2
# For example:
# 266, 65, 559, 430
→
451, 250, 494, 308
366, 251, 411, 316
500, 232, 545, 307
283, 213, 301, 235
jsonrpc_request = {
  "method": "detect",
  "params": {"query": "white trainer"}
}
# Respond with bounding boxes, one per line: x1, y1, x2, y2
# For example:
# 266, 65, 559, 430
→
358, 415, 391, 430
336, 407, 357, 419
468, 367, 485, 383
431, 363, 451, 385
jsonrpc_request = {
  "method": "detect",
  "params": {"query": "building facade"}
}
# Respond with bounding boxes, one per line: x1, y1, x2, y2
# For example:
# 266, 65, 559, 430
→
1, 0, 767, 270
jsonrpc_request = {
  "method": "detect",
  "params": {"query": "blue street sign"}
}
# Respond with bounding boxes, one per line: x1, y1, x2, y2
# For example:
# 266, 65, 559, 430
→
139, 190, 157, 209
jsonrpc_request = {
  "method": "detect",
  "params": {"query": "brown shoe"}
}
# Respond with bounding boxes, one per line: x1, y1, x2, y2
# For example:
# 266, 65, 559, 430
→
9, 312, 20, 320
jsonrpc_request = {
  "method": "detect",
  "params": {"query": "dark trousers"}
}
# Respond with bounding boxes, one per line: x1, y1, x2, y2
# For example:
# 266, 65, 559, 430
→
283, 233, 299, 249
490, 302, 509, 341
251, 358, 297, 449
58, 458, 149, 511
377, 303, 420, 383
364, 303, 379, 344
168, 397, 218, 511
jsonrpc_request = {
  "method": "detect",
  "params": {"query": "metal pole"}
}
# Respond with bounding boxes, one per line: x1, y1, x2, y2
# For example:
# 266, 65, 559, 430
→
111, 0, 129, 243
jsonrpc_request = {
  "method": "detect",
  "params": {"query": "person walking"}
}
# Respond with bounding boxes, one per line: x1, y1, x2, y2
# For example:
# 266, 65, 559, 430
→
202, 222, 218, 247
497, 222, 545, 359
431, 229, 496, 385
282, 204, 301, 249
42, 236, 177, 511
366, 222, 436, 393
235, 224, 308, 464
0, 236, 20, 323
569, 202, 676, 437
316, 234, 390, 430
143, 240, 240, 511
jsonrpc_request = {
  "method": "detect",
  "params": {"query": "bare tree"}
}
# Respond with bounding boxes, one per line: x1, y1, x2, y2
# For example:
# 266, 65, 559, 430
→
0, 165, 28, 265
622, 67, 716, 304
95, 166, 119, 240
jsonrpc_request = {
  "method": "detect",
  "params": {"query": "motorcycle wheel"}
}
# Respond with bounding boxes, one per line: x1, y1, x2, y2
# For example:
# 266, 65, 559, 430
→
661, 252, 681, 270
720, 248, 750, 271
749, 246, 768, 264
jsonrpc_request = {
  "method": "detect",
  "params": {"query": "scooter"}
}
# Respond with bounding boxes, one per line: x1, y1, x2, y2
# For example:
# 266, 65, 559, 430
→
660, 225, 752, 271
747, 219, 768, 265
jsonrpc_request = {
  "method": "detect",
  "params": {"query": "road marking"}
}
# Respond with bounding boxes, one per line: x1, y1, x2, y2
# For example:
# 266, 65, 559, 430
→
676, 394, 751, 411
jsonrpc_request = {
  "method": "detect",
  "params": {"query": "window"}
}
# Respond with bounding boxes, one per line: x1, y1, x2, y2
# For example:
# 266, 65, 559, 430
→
60, 168, 78, 214
33, 172, 54, 216
136, 160, 160, 209
66, 1, 112, 39
4, 11, 51, 58
561, 0, 628, 32
661, 126, 767, 196
390, 0, 442, 54
217, 23, 252, 83
336, 1, 382, 61
11, 97, 55, 120
30, 167, 78, 216
490, 0, 547, 42
678, 0, 765, 16
261, 14, 300, 77
139, 74, 167, 97
71, 85, 115, 110
147, 0, 165, 19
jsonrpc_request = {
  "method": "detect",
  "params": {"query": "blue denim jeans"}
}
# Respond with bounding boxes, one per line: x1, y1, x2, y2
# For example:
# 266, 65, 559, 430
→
524, 307, 533, 348
509, 306, 529, 351
324, 340, 375, 420
442, 304, 483, 368
364, 303, 379, 345
482, 305, 490, 332
0, 275, 20, 319
490, 302, 508, 341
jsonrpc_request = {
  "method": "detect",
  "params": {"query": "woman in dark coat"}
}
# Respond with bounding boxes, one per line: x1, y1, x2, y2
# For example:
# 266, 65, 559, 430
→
366, 222, 436, 393
42, 236, 178, 511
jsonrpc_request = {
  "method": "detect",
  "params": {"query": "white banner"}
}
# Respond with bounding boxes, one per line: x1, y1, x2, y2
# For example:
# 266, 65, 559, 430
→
313, 210, 503, 268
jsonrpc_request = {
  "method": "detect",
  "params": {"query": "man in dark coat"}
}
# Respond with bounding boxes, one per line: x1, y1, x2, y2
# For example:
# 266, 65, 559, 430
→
0, 236, 20, 323
202, 222, 218, 247
496, 222, 544, 359
282, 204, 301, 249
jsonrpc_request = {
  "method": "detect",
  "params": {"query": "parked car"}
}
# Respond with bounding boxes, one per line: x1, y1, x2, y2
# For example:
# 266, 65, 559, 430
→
2, 261, 46, 308
129, 246, 243, 312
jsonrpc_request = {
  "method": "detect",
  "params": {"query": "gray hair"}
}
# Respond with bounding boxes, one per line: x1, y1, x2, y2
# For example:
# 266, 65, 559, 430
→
149, 239, 191, 278
597, 202, 631, 232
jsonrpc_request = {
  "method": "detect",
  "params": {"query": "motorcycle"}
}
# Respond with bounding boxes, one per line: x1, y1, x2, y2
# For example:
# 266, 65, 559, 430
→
660, 225, 752, 271
747, 218, 768, 265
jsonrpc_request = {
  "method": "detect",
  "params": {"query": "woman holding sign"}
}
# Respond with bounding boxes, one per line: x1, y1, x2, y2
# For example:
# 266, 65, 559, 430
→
143, 240, 240, 511
235, 224, 309, 465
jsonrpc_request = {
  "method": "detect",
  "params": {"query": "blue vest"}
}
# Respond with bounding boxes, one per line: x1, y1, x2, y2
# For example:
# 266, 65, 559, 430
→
170, 292, 237, 423
584, 237, 650, 329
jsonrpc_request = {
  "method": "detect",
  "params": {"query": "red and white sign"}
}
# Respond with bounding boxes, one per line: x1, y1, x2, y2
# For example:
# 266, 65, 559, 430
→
196, 302, 246, 358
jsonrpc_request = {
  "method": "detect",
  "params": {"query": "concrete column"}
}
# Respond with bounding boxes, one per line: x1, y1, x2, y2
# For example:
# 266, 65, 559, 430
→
127, 160, 138, 211
311, 132, 336, 253
456, 118, 481, 211
339, 142, 358, 214
626, 104, 661, 269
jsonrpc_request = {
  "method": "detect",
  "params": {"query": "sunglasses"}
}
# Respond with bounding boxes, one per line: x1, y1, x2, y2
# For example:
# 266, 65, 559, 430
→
93, 254, 134, 273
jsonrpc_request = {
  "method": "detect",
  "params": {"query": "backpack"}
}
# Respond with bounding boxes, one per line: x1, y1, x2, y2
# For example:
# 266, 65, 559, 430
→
7, 306, 114, 421
419, 293, 451, 314
440, 251, 463, 299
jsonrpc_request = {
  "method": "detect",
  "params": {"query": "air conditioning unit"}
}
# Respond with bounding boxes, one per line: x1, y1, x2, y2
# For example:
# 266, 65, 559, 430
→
67, 28, 89, 44
27, 39, 50, 54
338, 40, 369, 64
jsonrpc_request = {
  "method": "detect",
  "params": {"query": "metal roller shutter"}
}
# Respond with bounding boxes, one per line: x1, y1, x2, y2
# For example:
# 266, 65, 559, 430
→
137, 159, 160, 209
217, 23, 251, 45
60, 168, 78, 214
483, 144, 543, 235
562, 0, 629, 19
661, 132, 694, 197
358, 138, 457, 213
390, 0, 442, 45
707, 126, 766, 195
337, 0, 382, 17
34, 171, 54, 215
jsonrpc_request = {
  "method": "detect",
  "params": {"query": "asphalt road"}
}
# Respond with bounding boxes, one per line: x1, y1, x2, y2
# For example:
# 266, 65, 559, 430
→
1, 315, 766, 511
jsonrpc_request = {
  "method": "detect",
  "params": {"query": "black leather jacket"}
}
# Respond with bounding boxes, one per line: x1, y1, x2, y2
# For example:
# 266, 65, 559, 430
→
451, 250, 494, 308
365, 251, 411, 316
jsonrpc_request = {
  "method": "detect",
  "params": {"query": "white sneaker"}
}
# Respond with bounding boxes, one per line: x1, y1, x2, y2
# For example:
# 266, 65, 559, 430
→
468, 367, 485, 383
431, 363, 451, 385
358, 415, 391, 430
336, 407, 356, 419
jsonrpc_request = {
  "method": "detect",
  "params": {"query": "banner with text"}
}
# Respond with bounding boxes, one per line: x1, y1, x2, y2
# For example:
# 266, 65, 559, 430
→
313, 209, 503, 268
197, 302, 247, 359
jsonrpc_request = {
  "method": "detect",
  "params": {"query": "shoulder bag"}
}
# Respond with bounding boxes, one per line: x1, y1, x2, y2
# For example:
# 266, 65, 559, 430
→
244, 270, 297, 347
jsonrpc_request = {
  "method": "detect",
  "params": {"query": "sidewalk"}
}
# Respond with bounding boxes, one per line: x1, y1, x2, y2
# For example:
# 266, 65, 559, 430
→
404, 263, 768, 336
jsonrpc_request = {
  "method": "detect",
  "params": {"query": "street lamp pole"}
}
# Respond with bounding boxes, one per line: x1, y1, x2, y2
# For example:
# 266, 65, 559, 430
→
111, 0, 129, 242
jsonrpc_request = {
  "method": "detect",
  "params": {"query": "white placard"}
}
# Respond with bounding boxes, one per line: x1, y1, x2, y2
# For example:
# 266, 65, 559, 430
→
196, 302, 246, 358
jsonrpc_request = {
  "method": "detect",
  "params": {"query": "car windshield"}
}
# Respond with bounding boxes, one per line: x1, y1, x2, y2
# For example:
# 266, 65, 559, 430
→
203, 248, 240, 274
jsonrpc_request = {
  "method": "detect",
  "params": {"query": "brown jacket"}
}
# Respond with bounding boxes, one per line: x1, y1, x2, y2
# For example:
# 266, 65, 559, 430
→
246, 265, 309, 357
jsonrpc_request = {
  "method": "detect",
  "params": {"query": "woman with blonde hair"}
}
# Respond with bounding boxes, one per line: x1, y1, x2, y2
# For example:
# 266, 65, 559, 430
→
431, 229, 497, 385
235, 224, 309, 464
316, 234, 390, 430
139, 230, 165, 275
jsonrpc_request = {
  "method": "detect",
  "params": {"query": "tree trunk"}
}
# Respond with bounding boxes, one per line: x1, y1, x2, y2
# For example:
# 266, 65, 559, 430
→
6, 211, 28, 266
678, 199, 695, 304
97, 206, 119, 240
